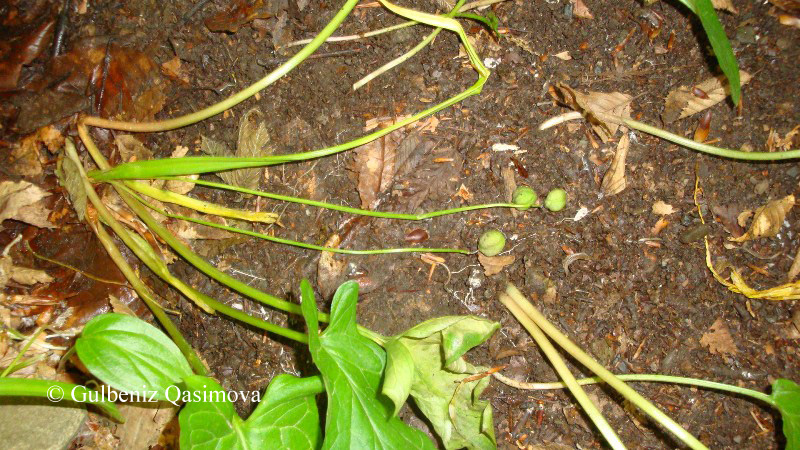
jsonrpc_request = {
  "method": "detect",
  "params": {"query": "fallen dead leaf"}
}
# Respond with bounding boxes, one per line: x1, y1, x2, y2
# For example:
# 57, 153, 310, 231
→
205, 0, 271, 33
114, 402, 179, 450
771, 0, 800, 13
0, 181, 54, 229
766, 125, 800, 151
700, 318, 738, 355
11, 126, 64, 177
455, 184, 473, 202
779, 14, 800, 28
0, 255, 53, 290
56, 155, 88, 221
317, 234, 347, 300
712, 0, 738, 13
553, 51, 572, 60
550, 84, 632, 142
201, 109, 270, 191
116, 134, 153, 163
737, 209, 753, 227
731, 195, 794, 242
601, 132, 630, 196
163, 146, 197, 195
662, 71, 752, 123
571, 0, 594, 18
0, 20, 54, 91
161, 57, 190, 84
652, 200, 676, 215
478, 253, 515, 277
787, 245, 800, 282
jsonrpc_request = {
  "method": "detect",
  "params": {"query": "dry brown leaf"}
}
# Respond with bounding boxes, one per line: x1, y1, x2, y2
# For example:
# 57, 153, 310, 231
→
571, 0, 594, 18
317, 234, 347, 300
551, 84, 632, 142
553, 51, 572, 60
455, 184, 473, 202
601, 133, 630, 196
161, 57, 190, 84
737, 209, 753, 227
353, 129, 401, 210
712, 0, 738, 13
0, 255, 53, 289
201, 109, 270, 191
662, 71, 752, 123
771, 0, 800, 13
114, 402, 178, 450
478, 253, 515, 276
116, 134, 153, 163
0, 181, 54, 229
700, 318, 738, 355
730, 195, 794, 242
766, 125, 800, 151
652, 200, 676, 215
788, 245, 800, 282
11, 126, 63, 177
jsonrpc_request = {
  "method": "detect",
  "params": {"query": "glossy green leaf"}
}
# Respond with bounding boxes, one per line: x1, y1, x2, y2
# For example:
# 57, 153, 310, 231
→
385, 316, 499, 450
771, 379, 800, 450
300, 280, 435, 450
179, 374, 323, 450
76, 313, 192, 400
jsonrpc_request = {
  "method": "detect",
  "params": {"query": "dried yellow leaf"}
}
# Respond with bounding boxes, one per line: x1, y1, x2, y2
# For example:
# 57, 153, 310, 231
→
730, 195, 794, 242
601, 133, 630, 196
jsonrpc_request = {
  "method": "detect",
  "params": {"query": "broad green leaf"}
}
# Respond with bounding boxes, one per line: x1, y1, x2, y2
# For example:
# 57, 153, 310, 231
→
680, 0, 741, 105
300, 280, 435, 450
76, 313, 192, 400
385, 316, 499, 450
771, 379, 800, 449
179, 374, 323, 450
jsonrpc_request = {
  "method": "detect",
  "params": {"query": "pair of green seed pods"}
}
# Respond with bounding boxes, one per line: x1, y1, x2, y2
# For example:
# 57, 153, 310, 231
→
478, 186, 567, 256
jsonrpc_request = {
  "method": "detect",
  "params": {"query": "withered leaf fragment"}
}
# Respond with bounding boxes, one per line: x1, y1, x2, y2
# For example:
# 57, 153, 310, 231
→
601, 132, 630, 196
731, 195, 794, 242
551, 84, 632, 142
663, 71, 752, 123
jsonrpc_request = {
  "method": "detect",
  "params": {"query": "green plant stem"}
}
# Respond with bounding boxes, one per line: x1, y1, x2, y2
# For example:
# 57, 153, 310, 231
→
0, 378, 123, 422
139, 177, 529, 221
494, 373, 776, 407
88, 2, 490, 181
82, 0, 360, 132
498, 292, 625, 449
0, 327, 43, 378
87, 218, 209, 375
69, 138, 308, 344
504, 283, 708, 450
123, 186, 469, 255
128, 181, 278, 223
623, 118, 800, 161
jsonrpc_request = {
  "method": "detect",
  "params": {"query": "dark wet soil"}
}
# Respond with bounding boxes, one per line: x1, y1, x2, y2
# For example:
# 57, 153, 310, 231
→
3, 0, 799, 448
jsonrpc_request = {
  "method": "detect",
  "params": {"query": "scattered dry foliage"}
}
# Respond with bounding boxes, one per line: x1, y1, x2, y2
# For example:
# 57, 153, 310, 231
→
662, 71, 752, 123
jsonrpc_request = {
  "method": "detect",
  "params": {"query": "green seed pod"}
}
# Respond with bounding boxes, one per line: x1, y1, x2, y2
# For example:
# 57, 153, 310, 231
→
512, 186, 537, 210
478, 229, 506, 257
544, 189, 567, 212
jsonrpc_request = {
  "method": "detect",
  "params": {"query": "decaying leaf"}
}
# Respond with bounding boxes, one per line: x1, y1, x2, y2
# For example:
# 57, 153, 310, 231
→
317, 234, 347, 300
56, 156, 88, 221
571, 0, 594, 18
712, 0, 738, 13
787, 245, 800, 282
0, 181, 54, 229
700, 318, 738, 355
0, 20, 54, 91
766, 125, 800, 152
550, 84, 632, 142
652, 200, 676, 215
115, 135, 153, 163
205, 0, 271, 33
161, 57, 189, 84
478, 253, 515, 277
352, 116, 442, 210
731, 195, 794, 242
662, 71, 752, 123
201, 108, 269, 191
0, 255, 53, 290
601, 132, 630, 196
11, 126, 63, 177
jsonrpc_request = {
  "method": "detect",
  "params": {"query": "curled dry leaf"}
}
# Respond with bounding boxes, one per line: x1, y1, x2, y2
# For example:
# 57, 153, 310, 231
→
730, 195, 794, 242
652, 200, 676, 215
0, 181, 54, 229
478, 253, 515, 277
700, 318, 738, 355
550, 84, 632, 142
601, 132, 630, 196
0, 255, 53, 290
663, 71, 752, 123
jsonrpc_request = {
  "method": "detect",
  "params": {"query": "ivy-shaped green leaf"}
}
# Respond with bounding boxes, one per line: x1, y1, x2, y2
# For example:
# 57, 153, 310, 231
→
771, 379, 800, 450
300, 280, 435, 450
75, 313, 192, 400
384, 317, 499, 450
179, 374, 323, 449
